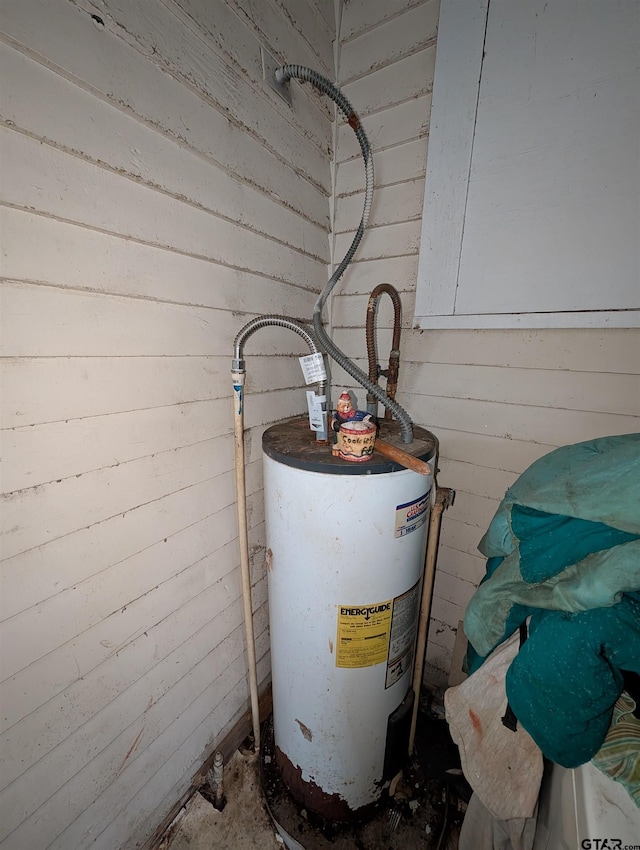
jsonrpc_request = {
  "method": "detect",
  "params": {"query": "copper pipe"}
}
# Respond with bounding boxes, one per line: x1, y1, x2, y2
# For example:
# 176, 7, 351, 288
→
366, 284, 402, 419
374, 438, 432, 476
408, 487, 455, 756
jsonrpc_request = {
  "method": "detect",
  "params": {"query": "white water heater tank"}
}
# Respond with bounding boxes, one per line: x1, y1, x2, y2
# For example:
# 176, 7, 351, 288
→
263, 416, 437, 821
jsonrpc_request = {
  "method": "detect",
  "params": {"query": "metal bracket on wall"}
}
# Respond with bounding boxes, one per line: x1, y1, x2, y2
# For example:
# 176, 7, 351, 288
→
261, 47, 292, 107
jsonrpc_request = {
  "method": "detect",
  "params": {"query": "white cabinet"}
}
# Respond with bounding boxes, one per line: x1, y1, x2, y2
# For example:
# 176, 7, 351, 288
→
415, 0, 640, 329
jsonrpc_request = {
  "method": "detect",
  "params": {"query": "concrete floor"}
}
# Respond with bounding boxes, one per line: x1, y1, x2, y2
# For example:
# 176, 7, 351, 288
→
163, 749, 281, 850
162, 708, 465, 850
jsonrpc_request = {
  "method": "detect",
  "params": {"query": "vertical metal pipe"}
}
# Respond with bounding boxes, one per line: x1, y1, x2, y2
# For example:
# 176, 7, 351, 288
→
408, 487, 453, 755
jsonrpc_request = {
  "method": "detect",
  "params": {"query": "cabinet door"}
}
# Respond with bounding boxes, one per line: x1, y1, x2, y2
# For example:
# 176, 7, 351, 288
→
415, 0, 640, 329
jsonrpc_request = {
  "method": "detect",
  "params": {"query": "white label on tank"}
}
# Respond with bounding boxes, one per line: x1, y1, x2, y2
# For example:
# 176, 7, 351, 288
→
385, 582, 420, 689
394, 493, 429, 538
306, 391, 326, 432
385, 646, 414, 689
299, 352, 327, 385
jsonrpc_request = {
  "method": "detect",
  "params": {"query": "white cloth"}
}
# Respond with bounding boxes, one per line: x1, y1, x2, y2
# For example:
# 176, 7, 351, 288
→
459, 793, 538, 850
444, 631, 543, 821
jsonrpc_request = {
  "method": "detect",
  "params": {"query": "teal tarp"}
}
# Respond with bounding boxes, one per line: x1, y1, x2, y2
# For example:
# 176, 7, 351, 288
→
463, 433, 640, 768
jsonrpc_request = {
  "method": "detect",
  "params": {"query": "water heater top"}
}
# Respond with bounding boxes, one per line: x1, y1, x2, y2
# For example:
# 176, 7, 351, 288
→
262, 416, 437, 475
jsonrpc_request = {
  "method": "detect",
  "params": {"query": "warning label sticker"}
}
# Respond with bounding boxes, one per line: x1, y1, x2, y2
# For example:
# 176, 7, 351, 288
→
385, 646, 414, 689
336, 600, 393, 669
394, 493, 429, 538
385, 581, 421, 688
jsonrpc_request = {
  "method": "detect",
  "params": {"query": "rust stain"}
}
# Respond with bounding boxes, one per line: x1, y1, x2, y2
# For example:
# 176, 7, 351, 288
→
265, 547, 273, 572
468, 709, 482, 738
275, 744, 377, 823
328, 638, 334, 654
116, 725, 145, 776
295, 718, 313, 742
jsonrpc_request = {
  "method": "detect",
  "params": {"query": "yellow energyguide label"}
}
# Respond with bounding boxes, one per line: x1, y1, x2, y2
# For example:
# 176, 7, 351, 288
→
336, 600, 393, 668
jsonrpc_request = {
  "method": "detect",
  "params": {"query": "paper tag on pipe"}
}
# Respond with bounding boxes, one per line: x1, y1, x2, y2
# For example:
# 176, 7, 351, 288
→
299, 352, 327, 385
306, 391, 326, 432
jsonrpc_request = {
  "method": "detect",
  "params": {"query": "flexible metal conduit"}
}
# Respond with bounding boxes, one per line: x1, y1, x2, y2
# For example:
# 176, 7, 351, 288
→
366, 284, 402, 418
275, 65, 414, 443
231, 316, 324, 752
232, 315, 320, 372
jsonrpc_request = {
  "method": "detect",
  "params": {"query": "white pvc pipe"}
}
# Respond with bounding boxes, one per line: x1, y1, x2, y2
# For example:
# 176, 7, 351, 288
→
232, 370, 261, 752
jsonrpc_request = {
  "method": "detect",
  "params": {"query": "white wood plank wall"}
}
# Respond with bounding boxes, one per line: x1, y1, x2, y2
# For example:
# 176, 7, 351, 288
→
331, 0, 640, 686
0, 1, 334, 847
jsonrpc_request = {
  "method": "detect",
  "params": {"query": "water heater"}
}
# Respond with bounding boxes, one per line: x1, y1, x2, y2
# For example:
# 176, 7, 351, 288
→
263, 416, 437, 821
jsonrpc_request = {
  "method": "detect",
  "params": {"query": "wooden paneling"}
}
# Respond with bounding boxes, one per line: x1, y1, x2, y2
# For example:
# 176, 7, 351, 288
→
226, 0, 333, 78
335, 180, 425, 233
6, 630, 271, 850
1, 282, 313, 359
338, 0, 438, 84
86, 645, 272, 850
341, 48, 436, 117
403, 362, 640, 417
0, 44, 328, 261
332, 255, 419, 297
334, 220, 421, 263
91, 0, 332, 163
331, 293, 416, 331
1, 0, 329, 225
1, 491, 261, 685
433, 561, 479, 612
439, 517, 488, 560
0, 1, 333, 848
2, 130, 325, 287
400, 328, 640, 374
2, 387, 304, 561
175, 0, 333, 86
336, 137, 428, 196
1, 456, 263, 622
408, 394, 639, 449
270, 0, 335, 66
5, 383, 308, 492
0, 356, 303, 429
340, 0, 426, 43
336, 95, 432, 163
0, 209, 320, 313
